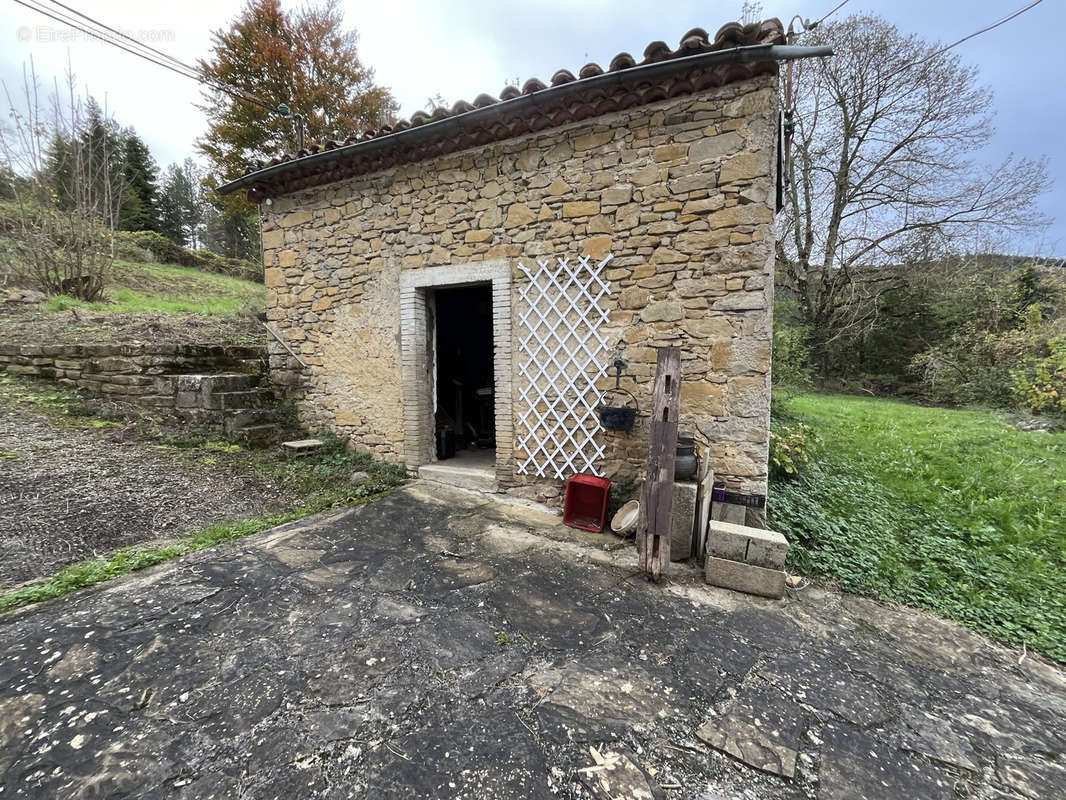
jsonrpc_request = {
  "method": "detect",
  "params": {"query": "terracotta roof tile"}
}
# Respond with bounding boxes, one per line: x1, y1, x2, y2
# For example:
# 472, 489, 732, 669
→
228, 19, 787, 199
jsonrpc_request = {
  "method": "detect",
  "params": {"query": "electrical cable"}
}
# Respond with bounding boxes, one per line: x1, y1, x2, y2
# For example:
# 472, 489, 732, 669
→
811, 0, 851, 29
883, 0, 1044, 81
12, 0, 283, 114
43, 0, 200, 72
37, 0, 281, 113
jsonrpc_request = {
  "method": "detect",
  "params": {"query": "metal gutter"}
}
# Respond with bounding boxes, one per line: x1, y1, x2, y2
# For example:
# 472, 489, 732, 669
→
218, 43, 832, 196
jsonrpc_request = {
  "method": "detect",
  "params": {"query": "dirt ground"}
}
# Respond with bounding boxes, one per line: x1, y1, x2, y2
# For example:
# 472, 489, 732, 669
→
1, 483, 1062, 799
0, 303, 265, 346
0, 387, 291, 589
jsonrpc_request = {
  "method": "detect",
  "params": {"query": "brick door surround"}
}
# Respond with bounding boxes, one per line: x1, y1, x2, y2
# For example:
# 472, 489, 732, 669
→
399, 261, 513, 484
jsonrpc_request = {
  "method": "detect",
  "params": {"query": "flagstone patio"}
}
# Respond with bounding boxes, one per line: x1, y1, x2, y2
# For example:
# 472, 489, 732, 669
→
1, 483, 1063, 799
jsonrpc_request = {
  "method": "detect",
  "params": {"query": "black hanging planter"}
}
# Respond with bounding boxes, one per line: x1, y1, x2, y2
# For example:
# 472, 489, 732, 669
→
596, 357, 639, 432
596, 387, 639, 432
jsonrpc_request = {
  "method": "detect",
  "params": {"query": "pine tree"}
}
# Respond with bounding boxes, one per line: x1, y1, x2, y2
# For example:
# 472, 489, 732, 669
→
42, 133, 74, 209
76, 97, 125, 226
158, 159, 202, 247
119, 129, 161, 231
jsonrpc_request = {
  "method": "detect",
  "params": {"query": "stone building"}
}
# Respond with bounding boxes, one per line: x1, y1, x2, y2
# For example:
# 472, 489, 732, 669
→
219, 20, 828, 503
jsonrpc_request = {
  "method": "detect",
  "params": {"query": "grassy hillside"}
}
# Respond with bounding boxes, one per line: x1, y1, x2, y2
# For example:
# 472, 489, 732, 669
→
769, 393, 1066, 661
42, 259, 266, 316
1, 249, 266, 345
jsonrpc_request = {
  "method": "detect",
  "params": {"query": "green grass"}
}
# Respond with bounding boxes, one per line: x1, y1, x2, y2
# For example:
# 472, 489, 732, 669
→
41, 259, 265, 316
769, 393, 1066, 661
0, 508, 337, 614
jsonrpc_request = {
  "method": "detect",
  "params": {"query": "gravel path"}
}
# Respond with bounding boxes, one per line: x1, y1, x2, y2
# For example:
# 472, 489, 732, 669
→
0, 406, 289, 589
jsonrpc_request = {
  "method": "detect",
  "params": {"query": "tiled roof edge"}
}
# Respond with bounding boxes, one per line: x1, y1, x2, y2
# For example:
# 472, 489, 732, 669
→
222, 20, 797, 199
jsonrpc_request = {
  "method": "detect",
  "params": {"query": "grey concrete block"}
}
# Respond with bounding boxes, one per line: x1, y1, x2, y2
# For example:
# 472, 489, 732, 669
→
707, 520, 789, 570
670, 481, 698, 561
706, 556, 786, 599
281, 438, 324, 458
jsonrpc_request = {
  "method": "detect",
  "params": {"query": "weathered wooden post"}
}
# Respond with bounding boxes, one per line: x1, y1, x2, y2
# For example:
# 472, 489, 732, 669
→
637, 347, 681, 581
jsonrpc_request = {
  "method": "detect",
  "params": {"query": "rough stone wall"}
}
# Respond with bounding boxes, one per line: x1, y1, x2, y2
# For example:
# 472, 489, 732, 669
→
261, 73, 778, 495
0, 344, 265, 408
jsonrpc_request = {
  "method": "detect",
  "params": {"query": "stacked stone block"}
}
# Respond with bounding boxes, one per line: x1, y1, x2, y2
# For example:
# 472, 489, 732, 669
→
705, 519, 789, 599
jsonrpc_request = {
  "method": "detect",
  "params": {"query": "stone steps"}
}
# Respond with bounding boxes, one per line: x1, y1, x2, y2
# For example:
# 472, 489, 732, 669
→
222, 409, 276, 435
175, 373, 259, 409
418, 461, 497, 492
210, 388, 275, 411
170, 371, 282, 449
234, 423, 281, 448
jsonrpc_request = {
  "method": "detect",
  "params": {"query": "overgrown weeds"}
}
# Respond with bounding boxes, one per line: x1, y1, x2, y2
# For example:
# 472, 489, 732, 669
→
37, 258, 264, 317
769, 393, 1066, 661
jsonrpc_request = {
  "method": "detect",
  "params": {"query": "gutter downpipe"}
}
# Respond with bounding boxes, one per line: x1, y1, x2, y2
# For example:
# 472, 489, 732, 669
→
218, 43, 833, 196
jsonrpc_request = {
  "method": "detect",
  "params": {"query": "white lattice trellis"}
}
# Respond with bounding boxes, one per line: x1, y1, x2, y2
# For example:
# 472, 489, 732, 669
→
516, 254, 612, 479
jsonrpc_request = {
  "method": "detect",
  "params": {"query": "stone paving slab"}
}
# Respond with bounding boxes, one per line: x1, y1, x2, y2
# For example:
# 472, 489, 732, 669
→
1, 482, 1064, 799
705, 556, 787, 599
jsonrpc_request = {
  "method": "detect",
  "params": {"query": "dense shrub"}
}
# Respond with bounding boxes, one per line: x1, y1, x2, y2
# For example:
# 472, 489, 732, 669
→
910, 302, 1066, 409
769, 420, 820, 479
909, 327, 1031, 407
771, 300, 816, 417
1012, 335, 1066, 414
772, 317, 815, 393
777, 256, 1066, 409
116, 230, 183, 263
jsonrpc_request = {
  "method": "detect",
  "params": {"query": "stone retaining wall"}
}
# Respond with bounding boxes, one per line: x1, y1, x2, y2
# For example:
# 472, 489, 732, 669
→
0, 343, 266, 408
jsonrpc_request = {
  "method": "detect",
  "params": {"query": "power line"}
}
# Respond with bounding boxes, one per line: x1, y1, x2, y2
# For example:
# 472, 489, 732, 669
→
43, 0, 198, 73
812, 0, 851, 29
39, 0, 280, 115
783, 0, 850, 119
35, 0, 278, 112
888, 0, 1044, 78
11, 0, 282, 115
13, 0, 198, 80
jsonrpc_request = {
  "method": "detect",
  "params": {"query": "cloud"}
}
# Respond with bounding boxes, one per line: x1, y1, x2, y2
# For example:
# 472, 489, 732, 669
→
1, 0, 1061, 253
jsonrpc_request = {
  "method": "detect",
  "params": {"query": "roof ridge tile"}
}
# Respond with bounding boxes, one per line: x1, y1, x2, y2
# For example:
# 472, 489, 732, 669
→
230, 18, 787, 197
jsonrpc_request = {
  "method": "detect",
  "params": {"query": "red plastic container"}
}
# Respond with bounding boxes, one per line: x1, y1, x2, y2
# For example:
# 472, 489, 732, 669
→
563, 474, 612, 532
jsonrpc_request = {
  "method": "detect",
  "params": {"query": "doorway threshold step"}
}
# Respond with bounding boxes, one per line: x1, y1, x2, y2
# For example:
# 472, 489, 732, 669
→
418, 461, 496, 492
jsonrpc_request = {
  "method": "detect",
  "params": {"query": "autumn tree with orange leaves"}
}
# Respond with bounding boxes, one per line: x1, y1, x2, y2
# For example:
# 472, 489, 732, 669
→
197, 0, 396, 259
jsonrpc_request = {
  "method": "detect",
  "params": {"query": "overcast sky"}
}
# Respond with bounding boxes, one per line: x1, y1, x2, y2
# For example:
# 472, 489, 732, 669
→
2, 0, 1062, 255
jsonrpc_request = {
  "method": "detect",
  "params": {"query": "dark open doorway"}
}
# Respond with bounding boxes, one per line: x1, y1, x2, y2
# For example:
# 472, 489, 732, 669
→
432, 283, 495, 459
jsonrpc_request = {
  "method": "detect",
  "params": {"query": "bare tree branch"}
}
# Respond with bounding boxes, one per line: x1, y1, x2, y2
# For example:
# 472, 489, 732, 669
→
777, 14, 1050, 360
